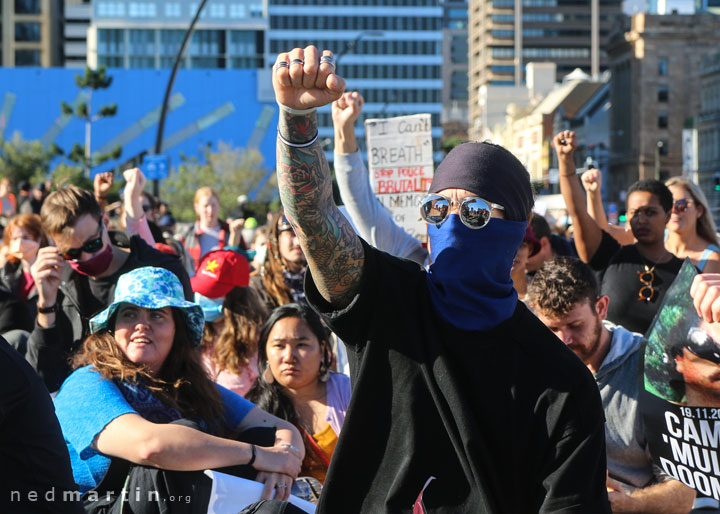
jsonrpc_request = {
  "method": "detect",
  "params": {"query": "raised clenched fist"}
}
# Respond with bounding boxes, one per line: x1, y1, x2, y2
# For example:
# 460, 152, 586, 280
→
272, 46, 346, 111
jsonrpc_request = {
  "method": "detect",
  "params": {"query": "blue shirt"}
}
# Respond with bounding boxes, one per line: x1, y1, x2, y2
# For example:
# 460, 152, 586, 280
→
54, 366, 255, 493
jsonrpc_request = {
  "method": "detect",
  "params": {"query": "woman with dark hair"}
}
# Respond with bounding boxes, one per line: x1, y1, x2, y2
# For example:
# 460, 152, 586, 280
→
192, 249, 269, 397
557, 130, 683, 334
54, 266, 305, 512
247, 303, 350, 486
251, 211, 308, 310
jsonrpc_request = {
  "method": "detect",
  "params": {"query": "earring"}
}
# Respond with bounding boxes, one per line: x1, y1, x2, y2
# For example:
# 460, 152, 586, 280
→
318, 362, 330, 383
263, 367, 274, 384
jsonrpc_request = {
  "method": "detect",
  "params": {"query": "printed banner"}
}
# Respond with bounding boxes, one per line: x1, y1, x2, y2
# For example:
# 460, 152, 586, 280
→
364, 114, 434, 242
642, 260, 720, 501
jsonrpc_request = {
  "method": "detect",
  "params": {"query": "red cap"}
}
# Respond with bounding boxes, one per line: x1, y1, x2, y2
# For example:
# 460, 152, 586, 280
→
191, 250, 250, 299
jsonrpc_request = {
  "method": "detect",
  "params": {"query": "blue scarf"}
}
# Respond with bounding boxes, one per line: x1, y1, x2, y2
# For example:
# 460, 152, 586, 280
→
426, 215, 527, 331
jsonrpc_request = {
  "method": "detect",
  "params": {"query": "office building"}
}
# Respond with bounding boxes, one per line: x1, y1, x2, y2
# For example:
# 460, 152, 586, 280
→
698, 52, 720, 221
468, 0, 623, 139
64, 0, 92, 68
1, 0, 63, 67
267, 0, 444, 162
86, 0, 266, 70
442, 0, 470, 136
607, 13, 720, 200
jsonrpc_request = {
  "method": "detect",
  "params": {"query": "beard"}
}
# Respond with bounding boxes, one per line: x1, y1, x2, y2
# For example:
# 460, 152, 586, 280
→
571, 317, 604, 364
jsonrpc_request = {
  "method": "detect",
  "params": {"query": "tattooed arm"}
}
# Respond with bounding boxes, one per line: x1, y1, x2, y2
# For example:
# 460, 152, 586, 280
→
273, 46, 364, 308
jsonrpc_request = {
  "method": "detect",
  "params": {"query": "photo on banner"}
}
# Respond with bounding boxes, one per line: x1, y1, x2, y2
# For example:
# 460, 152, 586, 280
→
641, 259, 720, 500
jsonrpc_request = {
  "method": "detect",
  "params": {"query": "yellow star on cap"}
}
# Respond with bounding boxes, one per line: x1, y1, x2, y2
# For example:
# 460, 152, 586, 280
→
205, 259, 220, 273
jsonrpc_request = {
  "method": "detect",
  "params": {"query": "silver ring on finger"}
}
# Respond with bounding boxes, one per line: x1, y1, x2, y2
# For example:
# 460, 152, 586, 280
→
273, 61, 289, 71
290, 59, 304, 66
320, 55, 336, 68
281, 443, 300, 453
276, 483, 287, 489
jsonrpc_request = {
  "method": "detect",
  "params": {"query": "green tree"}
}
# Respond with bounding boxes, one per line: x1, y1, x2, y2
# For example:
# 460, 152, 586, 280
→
442, 135, 463, 155
0, 133, 61, 186
59, 66, 121, 175
161, 142, 276, 222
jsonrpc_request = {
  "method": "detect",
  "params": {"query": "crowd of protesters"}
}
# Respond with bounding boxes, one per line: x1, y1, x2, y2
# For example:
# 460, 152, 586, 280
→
5, 44, 720, 514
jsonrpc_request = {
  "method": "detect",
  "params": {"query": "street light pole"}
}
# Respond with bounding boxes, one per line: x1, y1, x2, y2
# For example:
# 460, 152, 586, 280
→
654, 140, 664, 180
152, 0, 209, 198
335, 31, 383, 65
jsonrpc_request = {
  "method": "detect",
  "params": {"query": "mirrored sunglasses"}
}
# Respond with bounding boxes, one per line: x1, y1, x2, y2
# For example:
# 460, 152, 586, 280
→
419, 194, 505, 230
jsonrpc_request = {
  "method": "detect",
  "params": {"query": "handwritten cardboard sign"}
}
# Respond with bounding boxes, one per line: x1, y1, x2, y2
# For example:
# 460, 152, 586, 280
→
365, 114, 434, 241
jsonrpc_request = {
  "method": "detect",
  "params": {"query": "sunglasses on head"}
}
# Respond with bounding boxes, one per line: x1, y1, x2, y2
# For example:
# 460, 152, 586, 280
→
60, 222, 104, 261
419, 194, 505, 230
277, 215, 293, 233
685, 327, 720, 364
672, 198, 693, 214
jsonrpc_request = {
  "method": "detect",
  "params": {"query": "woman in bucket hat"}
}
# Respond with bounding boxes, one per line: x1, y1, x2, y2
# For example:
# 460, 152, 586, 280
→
54, 266, 307, 513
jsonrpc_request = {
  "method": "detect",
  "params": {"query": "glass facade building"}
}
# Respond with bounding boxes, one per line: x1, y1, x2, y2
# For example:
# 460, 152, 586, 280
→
267, 0, 444, 162
89, 0, 266, 70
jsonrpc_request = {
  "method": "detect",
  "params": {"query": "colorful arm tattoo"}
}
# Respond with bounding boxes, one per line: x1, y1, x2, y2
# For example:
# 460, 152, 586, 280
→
277, 110, 364, 307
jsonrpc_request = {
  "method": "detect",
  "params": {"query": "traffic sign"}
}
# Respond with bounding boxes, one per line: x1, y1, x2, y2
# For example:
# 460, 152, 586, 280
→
142, 154, 170, 180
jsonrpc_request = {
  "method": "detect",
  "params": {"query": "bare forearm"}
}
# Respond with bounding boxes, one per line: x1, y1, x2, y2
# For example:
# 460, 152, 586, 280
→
277, 110, 364, 307
587, 190, 609, 229
621, 480, 695, 514
140, 424, 253, 471
558, 156, 601, 261
558, 156, 585, 218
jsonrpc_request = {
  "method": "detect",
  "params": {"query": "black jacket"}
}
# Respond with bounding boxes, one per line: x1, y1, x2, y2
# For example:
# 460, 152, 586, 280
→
0, 259, 39, 320
25, 232, 193, 392
308, 240, 611, 514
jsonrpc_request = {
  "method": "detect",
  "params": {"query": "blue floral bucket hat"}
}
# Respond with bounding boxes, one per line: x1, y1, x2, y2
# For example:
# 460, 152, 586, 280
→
90, 266, 205, 347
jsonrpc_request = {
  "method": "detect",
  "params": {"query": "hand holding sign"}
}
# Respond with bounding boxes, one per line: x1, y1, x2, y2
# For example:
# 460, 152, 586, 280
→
272, 46, 345, 111
690, 274, 720, 323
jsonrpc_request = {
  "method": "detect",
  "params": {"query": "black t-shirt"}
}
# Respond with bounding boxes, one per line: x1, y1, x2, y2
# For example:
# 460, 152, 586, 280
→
306, 240, 611, 514
589, 231, 683, 335
0, 337, 82, 513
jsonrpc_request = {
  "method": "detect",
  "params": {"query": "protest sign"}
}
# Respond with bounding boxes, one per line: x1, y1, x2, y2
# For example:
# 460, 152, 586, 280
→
642, 260, 720, 501
365, 114, 434, 242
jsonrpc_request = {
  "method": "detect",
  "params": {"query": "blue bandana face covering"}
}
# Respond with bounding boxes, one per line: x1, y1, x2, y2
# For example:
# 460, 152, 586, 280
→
195, 293, 224, 323
427, 215, 527, 331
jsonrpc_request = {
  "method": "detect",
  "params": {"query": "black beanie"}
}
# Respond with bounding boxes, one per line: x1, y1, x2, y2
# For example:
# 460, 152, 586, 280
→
429, 142, 534, 222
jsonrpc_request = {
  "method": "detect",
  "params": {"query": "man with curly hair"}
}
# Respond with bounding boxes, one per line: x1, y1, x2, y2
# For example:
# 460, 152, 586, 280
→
528, 257, 695, 513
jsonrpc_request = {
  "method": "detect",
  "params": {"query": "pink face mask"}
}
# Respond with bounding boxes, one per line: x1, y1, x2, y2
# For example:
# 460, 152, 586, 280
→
66, 242, 113, 277
10, 238, 40, 261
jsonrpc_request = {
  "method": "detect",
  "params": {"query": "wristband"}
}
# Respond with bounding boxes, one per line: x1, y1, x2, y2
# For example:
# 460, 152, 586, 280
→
38, 303, 57, 314
248, 444, 256, 466
277, 102, 317, 115
277, 131, 319, 148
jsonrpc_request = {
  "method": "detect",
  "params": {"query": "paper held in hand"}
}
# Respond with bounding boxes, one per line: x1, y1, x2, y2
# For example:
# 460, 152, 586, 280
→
203, 470, 316, 513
